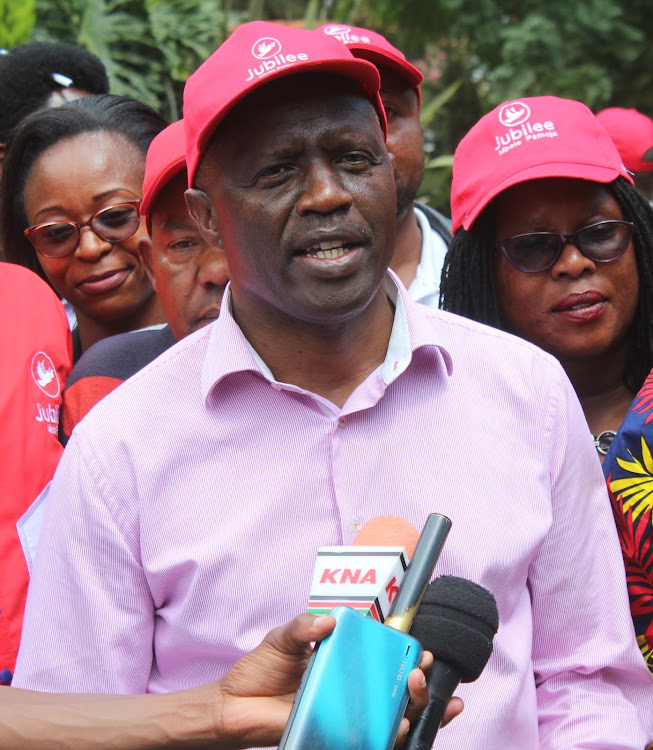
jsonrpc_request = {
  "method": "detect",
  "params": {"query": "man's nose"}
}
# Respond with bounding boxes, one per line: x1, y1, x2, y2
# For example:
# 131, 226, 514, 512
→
295, 162, 353, 215
197, 245, 230, 288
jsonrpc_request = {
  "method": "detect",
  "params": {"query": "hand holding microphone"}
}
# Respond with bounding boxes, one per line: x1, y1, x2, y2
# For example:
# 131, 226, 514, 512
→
280, 514, 452, 750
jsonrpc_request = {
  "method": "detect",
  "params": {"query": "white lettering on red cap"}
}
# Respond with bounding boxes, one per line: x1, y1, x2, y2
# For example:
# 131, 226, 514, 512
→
322, 25, 371, 45
494, 102, 557, 156
246, 37, 309, 82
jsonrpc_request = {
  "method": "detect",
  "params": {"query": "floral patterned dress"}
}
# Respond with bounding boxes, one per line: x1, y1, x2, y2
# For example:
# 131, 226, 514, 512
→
604, 369, 653, 673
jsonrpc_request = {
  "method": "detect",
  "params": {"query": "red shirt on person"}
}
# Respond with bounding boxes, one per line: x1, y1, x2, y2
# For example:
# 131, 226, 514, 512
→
0, 263, 71, 681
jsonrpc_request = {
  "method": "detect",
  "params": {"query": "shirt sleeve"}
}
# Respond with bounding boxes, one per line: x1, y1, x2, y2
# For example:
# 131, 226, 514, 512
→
12, 432, 155, 694
531, 369, 653, 748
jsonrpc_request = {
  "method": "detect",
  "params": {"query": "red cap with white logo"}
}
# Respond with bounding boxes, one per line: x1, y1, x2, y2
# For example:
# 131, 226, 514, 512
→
183, 20, 385, 186
451, 95, 633, 233
596, 107, 653, 173
314, 24, 423, 105
141, 119, 186, 218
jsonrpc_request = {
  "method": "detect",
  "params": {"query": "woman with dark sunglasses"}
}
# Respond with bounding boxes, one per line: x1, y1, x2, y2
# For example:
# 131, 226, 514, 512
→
1, 95, 167, 361
439, 95, 653, 671
440, 95, 653, 461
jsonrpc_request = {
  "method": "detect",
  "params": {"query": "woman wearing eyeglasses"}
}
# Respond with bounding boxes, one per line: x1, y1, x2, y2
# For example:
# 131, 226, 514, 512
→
440, 95, 653, 462
1, 95, 167, 361
439, 95, 653, 671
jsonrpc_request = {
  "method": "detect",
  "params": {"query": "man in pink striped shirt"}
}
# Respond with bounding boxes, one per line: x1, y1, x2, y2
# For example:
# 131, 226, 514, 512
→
14, 21, 653, 749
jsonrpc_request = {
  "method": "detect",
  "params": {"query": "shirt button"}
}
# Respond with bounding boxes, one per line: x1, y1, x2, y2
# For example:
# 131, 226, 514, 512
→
0, 669, 12, 685
338, 417, 347, 428
352, 518, 362, 532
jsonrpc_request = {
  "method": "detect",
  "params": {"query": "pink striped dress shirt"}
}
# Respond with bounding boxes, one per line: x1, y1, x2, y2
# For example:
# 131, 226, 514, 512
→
14, 275, 653, 748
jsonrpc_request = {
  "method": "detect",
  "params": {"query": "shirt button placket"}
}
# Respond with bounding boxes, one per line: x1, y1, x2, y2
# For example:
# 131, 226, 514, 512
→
333, 414, 352, 537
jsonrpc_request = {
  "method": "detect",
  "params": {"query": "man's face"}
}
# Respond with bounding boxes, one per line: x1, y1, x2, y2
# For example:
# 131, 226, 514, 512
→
140, 171, 229, 340
189, 75, 396, 331
378, 65, 424, 222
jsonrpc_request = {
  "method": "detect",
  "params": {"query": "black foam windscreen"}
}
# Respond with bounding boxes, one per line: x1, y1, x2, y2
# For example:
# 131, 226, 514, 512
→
409, 575, 499, 682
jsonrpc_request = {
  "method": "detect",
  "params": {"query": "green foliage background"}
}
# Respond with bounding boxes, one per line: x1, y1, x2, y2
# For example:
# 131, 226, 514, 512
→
4, 0, 653, 214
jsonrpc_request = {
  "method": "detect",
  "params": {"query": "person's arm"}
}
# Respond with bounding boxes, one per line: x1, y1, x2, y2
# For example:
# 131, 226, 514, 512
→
1, 688, 212, 750
13, 433, 155, 693
532, 370, 653, 747
1, 614, 463, 749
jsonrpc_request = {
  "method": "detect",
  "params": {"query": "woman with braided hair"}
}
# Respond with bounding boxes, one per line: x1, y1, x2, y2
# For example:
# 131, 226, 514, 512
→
440, 94, 653, 671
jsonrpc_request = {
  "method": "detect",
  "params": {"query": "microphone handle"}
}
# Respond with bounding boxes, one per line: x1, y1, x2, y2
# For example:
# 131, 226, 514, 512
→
405, 662, 461, 750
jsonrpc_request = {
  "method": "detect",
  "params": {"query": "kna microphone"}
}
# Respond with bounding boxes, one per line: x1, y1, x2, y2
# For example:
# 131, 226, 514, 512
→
307, 515, 420, 622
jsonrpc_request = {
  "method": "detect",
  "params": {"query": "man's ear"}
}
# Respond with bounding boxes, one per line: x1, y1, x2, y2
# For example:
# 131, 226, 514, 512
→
185, 188, 222, 248
137, 236, 158, 293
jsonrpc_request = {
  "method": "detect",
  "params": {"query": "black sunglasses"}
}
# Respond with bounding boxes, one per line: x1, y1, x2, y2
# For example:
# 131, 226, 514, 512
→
24, 200, 142, 259
496, 220, 635, 274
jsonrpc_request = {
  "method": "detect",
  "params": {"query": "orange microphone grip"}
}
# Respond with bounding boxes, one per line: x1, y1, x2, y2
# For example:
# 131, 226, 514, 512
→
352, 516, 421, 560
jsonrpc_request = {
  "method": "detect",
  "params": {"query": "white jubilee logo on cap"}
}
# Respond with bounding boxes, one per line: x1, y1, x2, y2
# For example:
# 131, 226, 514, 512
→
323, 25, 350, 36
245, 36, 309, 82
322, 24, 371, 45
499, 102, 531, 127
252, 37, 282, 60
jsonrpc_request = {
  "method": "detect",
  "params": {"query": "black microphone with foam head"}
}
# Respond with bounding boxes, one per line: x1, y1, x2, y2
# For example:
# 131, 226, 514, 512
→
406, 576, 499, 749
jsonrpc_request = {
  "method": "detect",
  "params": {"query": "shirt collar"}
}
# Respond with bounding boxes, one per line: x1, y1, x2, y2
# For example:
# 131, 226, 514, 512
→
408, 205, 440, 300
202, 272, 452, 403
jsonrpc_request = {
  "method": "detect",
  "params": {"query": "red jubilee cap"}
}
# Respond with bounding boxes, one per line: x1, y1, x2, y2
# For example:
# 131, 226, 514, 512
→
183, 20, 385, 186
596, 107, 653, 173
141, 119, 186, 217
451, 95, 633, 233
314, 23, 423, 105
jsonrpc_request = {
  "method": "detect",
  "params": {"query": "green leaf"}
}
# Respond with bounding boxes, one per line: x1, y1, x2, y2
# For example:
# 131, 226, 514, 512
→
425, 154, 454, 168
420, 79, 462, 128
0, 0, 36, 47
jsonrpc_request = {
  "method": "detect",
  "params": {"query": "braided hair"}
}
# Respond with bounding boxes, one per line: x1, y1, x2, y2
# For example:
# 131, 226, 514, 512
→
439, 176, 653, 393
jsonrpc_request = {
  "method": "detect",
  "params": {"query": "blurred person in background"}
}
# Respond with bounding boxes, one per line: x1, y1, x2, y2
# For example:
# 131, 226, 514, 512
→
60, 119, 229, 444
0, 41, 108, 685
1, 95, 167, 362
0, 263, 71, 685
597, 107, 653, 205
316, 24, 452, 307
0, 42, 109, 328
0, 41, 109, 181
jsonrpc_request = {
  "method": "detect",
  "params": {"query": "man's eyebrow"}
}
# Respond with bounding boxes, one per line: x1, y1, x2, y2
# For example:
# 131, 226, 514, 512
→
157, 217, 199, 232
251, 143, 305, 161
